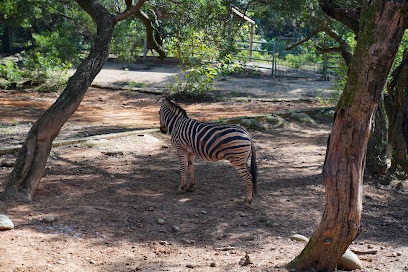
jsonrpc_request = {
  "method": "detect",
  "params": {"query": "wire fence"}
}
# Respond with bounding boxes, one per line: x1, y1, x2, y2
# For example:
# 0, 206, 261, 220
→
233, 39, 342, 80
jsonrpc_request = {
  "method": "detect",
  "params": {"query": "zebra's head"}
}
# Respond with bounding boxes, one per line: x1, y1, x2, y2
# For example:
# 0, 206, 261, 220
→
159, 97, 188, 134
159, 99, 169, 134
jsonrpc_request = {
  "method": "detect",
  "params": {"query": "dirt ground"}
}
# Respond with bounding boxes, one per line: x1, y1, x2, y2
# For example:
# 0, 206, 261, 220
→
0, 61, 407, 272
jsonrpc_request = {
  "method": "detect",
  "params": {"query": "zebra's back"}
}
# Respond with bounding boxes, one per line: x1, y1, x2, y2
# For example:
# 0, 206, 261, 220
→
172, 119, 252, 162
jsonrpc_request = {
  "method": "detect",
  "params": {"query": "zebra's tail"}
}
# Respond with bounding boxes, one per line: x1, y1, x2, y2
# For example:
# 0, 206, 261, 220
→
250, 142, 257, 194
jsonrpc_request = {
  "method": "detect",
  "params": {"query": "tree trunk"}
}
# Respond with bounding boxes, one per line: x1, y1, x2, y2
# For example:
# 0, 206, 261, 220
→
2, 26, 12, 54
288, 1, 408, 271
366, 101, 388, 175
1, 1, 115, 201
136, 9, 167, 60
384, 50, 408, 176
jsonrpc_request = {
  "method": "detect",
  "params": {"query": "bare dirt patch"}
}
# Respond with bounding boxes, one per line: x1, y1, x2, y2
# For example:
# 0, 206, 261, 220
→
0, 64, 407, 271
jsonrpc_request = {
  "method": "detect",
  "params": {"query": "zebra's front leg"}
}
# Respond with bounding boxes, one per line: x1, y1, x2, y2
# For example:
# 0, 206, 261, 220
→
186, 152, 195, 192
177, 150, 188, 192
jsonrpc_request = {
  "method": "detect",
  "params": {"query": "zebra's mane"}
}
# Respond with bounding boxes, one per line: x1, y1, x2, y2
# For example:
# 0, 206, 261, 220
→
165, 97, 189, 119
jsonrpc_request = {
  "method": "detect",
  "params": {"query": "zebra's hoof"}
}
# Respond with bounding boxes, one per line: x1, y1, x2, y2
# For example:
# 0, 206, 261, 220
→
186, 186, 195, 192
242, 198, 252, 206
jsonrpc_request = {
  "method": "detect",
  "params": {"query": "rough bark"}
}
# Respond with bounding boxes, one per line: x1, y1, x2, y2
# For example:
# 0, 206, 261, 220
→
288, 1, 408, 271
366, 102, 388, 175
1, 0, 114, 201
384, 49, 408, 175
1, 0, 147, 201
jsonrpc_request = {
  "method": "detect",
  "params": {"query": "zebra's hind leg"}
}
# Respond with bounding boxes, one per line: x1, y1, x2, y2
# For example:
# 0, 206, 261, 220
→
230, 161, 253, 204
187, 152, 195, 191
177, 150, 188, 192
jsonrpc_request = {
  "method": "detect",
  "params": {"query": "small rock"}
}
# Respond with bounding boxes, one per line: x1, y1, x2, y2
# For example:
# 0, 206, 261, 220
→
0, 161, 15, 167
291, 112, 316, 124
56, 260, 66, 265
186, 264, 194, 269
86, 257, 97, 264
239, 118, 265, 131
0, 215, 14, 230
201, 210, 208, 214
43, 215, 56, 223
238, 212, 246, 217
157, 218, 165, 225
159, 241, 168, 245
289, 234, 309, 243
210, 262, 216, 267
338, 249, 363, 270
104, 151, 124, 156
266, 115, 291, 128
172, 225, 181, 232
320, 109, 335, 118
239, 253, 252, 266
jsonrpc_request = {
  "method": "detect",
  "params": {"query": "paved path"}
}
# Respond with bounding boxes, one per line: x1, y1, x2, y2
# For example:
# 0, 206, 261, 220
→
88, 60, 336, 100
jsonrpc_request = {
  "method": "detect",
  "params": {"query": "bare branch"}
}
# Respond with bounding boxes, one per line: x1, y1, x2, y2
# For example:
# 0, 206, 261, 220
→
322, 26, 352, 66
114, 0, 149, 23
316, 46, 341, 53
285, 28, 324, 51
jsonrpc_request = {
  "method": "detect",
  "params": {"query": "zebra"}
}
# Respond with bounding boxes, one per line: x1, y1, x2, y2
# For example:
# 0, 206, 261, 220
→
159, 97, 257, 204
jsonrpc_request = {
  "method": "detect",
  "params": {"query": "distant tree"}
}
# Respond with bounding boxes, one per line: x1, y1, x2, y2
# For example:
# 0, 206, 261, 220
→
384, 49, 408, 176
288, 1, 408, 271
1, 0, 148, 201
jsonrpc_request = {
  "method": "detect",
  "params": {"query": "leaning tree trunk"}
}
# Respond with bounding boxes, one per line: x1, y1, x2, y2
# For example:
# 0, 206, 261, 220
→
288, 1, 408, 271
384, 49, 408, 176
1, 1, 115, 201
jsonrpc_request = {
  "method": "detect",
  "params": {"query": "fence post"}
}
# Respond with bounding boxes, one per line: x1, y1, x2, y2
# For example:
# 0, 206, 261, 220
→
272, 40, 276, 77
249, 25, 254, 60
323, 53, 328, 80
143, 38, 148, 62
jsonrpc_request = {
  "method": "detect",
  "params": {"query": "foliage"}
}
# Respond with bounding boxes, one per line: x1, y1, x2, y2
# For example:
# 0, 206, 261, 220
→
111, 18, 144, 62
170, 64, 217, 98
0, 60, 24, 87
21, 30, 82, 84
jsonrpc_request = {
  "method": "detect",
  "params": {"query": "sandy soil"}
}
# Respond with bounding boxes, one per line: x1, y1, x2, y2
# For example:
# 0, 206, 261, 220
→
0, 62, 407, 272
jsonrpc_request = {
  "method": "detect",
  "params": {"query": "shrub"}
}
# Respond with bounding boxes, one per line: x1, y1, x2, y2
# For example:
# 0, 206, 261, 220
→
0, 60, 24, 87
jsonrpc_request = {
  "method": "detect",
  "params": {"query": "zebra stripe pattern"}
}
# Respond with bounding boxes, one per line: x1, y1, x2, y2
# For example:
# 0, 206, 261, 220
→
159, 97, 257, 204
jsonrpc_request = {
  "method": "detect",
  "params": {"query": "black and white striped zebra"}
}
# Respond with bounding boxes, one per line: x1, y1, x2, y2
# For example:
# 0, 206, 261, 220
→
159, 97, 257, 204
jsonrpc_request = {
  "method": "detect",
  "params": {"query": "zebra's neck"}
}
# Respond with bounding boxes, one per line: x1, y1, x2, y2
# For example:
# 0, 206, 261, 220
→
167, 110, 189, 134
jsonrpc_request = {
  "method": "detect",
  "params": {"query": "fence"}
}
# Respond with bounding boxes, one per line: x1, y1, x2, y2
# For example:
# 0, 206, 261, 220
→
233, 39, 341, 80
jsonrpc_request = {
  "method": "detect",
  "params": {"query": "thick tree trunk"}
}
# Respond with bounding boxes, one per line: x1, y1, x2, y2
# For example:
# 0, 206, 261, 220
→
288, 1, 408, 271
1, 1, 115, 201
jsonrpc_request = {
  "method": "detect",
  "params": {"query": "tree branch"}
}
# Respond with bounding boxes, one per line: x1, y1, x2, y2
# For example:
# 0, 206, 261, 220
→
136, 9, 166, 60
318, 0, 360, 34
114, 0, 149, 23
316, 46, 341, 53
322, 26, 352, 66
286, 28, 324, 51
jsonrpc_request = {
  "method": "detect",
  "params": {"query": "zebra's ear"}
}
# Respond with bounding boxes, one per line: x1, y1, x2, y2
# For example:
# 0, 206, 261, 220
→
164, 96, 176, 107
163, 96, 170, 106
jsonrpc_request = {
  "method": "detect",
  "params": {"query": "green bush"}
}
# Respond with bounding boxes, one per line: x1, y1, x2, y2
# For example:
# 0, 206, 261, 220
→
0, 60, 24, 87
170, 64, 217, 98
21, 30, 82, 85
